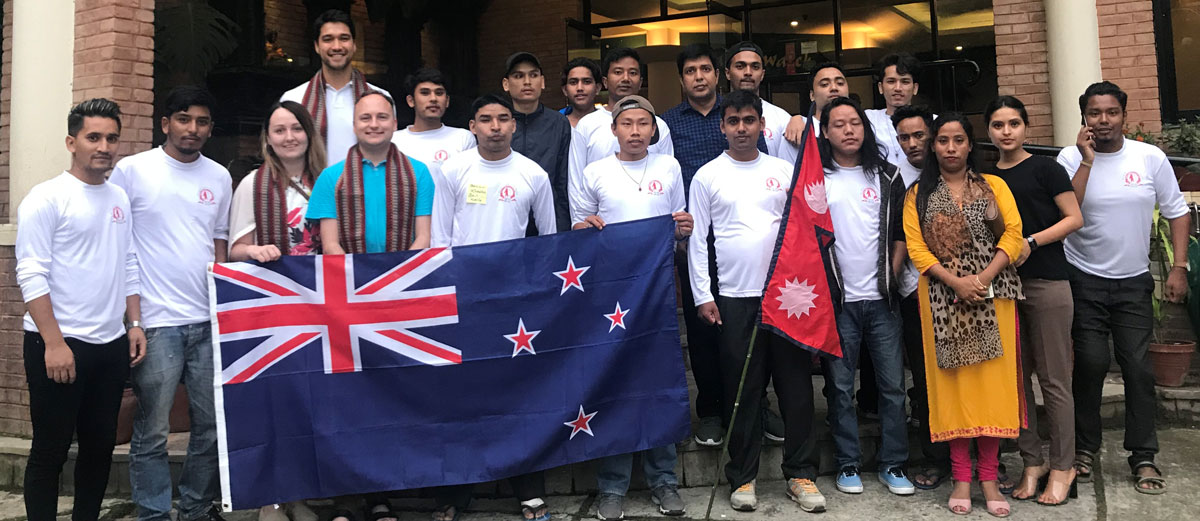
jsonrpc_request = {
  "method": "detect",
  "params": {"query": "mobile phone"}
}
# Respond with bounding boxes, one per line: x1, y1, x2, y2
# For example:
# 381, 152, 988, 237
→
986, 284, 995, 299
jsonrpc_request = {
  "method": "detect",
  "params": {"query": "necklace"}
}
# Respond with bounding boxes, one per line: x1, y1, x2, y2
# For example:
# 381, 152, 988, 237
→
618, 157, 649, 191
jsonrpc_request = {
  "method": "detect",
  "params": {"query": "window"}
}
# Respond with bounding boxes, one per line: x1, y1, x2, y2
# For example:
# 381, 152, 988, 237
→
1157, 0, 1200, 121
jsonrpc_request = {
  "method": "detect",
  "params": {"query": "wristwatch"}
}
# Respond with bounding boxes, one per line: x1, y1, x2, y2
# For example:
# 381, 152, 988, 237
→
1025, 236, 1039, 251
128, 320, 142, 330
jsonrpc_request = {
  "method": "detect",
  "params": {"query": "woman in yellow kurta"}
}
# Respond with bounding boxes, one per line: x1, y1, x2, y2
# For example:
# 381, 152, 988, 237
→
903, 113, 1025, 518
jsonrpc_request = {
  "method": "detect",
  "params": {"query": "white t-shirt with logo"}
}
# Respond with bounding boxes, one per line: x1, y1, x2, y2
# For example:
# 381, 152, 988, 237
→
432, 148, 557, 247
280, 80, 390, 163
761, 100, 793, 159
16, 172, 139, 344
569, 153, 685, 226
568, 107, 675, 212
825, 165, 882, 302
390, 125, 477, 169
1058, 139, 1188, 278
688, 152, 793, 306
110, 147, 232, 328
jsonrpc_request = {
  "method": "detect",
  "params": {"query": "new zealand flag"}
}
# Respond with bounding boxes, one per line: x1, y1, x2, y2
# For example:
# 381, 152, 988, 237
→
209, 216, 690, 510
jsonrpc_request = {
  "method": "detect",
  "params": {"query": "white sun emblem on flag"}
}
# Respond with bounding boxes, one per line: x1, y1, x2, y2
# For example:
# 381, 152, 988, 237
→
804, 182, 828, 214
776, 278, 819, 319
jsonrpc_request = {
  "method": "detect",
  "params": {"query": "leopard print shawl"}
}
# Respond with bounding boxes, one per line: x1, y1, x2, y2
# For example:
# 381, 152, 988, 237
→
920, 174, 1023, 369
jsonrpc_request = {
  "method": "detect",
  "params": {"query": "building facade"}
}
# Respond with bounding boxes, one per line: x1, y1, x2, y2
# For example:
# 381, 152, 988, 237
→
0, 0, 1190, 436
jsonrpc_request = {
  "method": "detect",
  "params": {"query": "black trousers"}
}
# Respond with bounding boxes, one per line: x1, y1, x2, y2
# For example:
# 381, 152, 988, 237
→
1067, 266, 1158, 470
24, 331, 129, 521
676, 247, 724, 420
899, 295, 949, 468
434, 471, 545, 509
716, 296, 816, 489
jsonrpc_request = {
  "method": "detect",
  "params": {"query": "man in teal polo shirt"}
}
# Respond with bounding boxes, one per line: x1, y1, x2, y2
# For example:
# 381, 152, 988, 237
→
307, 91, 435, 253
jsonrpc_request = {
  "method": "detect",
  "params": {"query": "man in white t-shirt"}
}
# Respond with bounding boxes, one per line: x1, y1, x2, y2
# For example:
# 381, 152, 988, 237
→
16, 98, 145, 521
818, 96, 913, 497
865, 54, 921, 167
568, 48, 675, 208
391, 67, 476, 168
1058, 81, 1190, 493
432, 93, 557, 247
109, 86, 232, 521
690, 90, 825, 514
281, 9, 390, 162
569, 95, 691, 519
428, 93, 556, 521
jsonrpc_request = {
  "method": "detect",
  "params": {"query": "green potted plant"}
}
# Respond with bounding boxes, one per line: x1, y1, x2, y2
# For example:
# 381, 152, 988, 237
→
1149, 208, 1197, 387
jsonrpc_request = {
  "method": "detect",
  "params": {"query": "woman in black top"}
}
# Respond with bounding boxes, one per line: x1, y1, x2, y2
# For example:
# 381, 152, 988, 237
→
986, 95, 1084, 506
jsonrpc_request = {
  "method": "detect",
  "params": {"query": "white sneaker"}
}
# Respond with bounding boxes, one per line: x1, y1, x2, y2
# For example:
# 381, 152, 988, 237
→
730, 480, 757, 511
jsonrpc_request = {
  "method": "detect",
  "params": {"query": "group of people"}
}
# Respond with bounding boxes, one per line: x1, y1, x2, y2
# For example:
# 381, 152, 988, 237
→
13, 7, 1189, 521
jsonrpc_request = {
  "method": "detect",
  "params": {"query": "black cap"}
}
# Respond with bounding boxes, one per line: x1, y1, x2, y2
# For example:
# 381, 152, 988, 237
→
504, 52, 541, 77
725, 41, 764, 67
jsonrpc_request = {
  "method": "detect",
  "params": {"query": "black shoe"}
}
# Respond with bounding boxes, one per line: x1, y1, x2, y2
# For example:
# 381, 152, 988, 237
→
763, 408, 785, 442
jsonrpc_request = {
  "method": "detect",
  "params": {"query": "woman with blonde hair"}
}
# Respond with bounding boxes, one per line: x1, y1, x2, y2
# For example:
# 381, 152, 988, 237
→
229, 100, 327, 262
903, 113, 1025, 518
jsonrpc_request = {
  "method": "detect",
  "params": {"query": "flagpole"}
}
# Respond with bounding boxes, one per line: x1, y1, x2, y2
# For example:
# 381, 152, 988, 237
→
703, 326, 758, 521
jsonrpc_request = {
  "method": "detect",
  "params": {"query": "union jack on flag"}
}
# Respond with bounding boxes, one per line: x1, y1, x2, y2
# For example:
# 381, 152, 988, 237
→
211, 248, 461, 385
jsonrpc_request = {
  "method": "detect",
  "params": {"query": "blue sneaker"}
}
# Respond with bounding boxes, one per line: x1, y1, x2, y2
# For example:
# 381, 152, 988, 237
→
836, 466, 864, 494
879, 467, 916, 495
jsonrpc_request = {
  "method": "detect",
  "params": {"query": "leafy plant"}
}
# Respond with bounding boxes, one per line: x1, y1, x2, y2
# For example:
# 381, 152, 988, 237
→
1127, 124, 1158, 146
155, 0, 241, 83
1159, 118, 1200, 158
1151, 207, 1199, 342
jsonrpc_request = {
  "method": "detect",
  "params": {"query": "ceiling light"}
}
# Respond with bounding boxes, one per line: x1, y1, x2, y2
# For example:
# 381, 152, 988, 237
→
955, 45, 964, 51
790, 20, 799, 27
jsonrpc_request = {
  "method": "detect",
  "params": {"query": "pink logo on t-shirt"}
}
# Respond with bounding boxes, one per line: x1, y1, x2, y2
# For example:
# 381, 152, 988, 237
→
498, 185, 517, 202
862, 187, 879, 203
765, 177, 784, 192
646, 179, 664, 195
434, 150, 450, 162
1124, 171, 1142, 186
763, 128, 774, 140
198, 188, 216, 205
111, 206, 126, 224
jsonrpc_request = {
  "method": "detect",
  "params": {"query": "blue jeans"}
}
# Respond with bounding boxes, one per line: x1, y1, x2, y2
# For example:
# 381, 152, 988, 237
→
596, 444, 678, 496
129, 322, 219, 521
829, 299, 908, 470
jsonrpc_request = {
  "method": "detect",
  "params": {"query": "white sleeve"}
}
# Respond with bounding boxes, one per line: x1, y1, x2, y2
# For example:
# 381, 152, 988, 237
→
568, 127, 588, 219
668, 160, 685, 213
214, 173, 233, 240
1153, 154, 1189, 219
533, 173, 558, 236
779, 140, 800, 166
460, 130, 478, 152
687, 176, 715, 306
15, 190, 56, 302
652, 117, 674, 156
1056, 148, 1082, 180
430, 166, 455, 248
108, 161, 132, 198
124, 216, 140, 297
569, 164, 598, 226
228, 172, 257, 246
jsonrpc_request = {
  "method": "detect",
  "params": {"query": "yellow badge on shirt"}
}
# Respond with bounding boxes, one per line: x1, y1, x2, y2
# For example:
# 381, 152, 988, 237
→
467, 184, 488, 205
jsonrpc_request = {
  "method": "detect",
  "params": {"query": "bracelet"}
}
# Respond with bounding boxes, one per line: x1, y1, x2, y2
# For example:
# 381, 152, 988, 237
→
974, 275, 985, 288
1172, 265, 1188, 271
1080, 160, 1093, 168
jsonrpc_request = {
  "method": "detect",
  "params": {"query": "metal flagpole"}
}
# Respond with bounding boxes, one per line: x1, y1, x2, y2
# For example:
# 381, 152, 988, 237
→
703, 326, 759, 521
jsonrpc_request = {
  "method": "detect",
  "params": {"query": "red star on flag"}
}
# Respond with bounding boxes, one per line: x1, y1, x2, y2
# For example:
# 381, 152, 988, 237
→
553, 256, 590, 295
505, 318, 540, 357
604, 302, 629, 332
564, 405, 597, 440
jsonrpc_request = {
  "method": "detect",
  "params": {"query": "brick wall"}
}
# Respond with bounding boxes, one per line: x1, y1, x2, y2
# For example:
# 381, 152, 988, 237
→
264, 0, 308, 63
1096, 0, 1161, 134
74, 0, 156, 157
0, 0, 12, 222
992, 0, 1053, 144
477, 0, 578, 109
0, 246, 26, 437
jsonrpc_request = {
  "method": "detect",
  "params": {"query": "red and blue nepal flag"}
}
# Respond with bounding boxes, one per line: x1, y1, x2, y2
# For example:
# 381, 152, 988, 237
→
208, 216, 689, 510
759, 110, 843, 358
